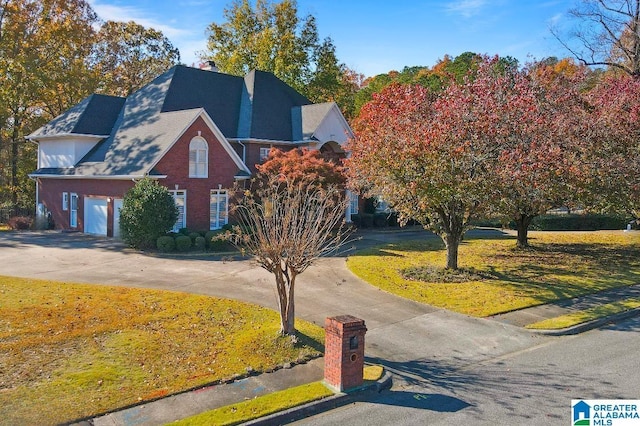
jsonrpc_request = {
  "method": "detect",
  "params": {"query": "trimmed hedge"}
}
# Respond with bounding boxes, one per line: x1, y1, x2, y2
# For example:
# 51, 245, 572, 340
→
194, 236, 206, 251
530, 214, 628, 231
156, 236, 176, 252
175, 235, 192, 252
471, 214, 629, 231
188, 232, 201, 242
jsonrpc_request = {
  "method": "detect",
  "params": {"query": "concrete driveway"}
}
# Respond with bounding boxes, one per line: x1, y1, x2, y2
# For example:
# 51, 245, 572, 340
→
0, 230, 547, 365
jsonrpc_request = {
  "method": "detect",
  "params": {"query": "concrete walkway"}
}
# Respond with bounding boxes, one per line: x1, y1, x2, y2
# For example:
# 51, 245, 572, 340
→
1, 229, 637, 425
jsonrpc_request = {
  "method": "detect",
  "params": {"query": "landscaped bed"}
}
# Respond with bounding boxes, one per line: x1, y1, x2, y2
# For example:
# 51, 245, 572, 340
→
0, 276, 324, 425
347, 230, 640, 317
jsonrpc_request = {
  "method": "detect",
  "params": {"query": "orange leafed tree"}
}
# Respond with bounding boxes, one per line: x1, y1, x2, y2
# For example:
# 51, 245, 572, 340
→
256, 147, 345, 187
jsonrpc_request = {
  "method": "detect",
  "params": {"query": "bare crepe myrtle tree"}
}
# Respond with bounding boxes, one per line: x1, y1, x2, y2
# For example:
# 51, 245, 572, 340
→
227, 175, 352, 336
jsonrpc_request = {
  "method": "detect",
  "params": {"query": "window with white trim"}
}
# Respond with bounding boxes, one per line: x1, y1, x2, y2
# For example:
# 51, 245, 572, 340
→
259, 147, 271, 162
210, 189, 228, 230
170, 190, 186, 232
62, 192, 69, 211
189, 137, 208, 178
348, 191, 359, 215
69, 193, 78, 227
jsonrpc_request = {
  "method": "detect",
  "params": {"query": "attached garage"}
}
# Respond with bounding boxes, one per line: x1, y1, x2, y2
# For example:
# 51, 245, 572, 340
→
84, 197, 107, 235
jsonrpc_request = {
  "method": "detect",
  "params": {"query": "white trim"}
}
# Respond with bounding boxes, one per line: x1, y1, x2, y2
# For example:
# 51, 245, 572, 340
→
28, 173, 166, 180
27, 133, 108, 142
170, 190, 187, 232
210, 189, 228, 230
69, 193, 78, 228
189, 136, 209, 178
228, 137, 312, 145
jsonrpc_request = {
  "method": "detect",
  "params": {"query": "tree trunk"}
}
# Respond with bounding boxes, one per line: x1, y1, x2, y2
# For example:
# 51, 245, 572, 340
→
275, 267, 297, 336
10, 119, 20, 214
515, 214, 535, 249
443, 232, 461, 270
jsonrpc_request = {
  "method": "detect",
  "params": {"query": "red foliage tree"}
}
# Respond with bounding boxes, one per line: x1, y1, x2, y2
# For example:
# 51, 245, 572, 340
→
349, 58, 511, 269
489, 60, 590, 247
256, 147, 345, 187
581, 74, 640, 220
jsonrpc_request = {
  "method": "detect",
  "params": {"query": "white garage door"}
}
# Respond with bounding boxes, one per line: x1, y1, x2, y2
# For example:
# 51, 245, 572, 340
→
113, 198, 123, 239
84, 197, 107, 235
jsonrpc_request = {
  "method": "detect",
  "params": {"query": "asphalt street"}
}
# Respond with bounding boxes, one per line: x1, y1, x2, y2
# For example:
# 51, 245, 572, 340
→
294, 316, 640, 426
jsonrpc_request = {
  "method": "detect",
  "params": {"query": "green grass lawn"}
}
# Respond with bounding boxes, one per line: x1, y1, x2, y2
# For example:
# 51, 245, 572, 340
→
0, 276, 325, 425
171, 365, 384, 425
347, 231, 640, 317
526, 298, 640, 330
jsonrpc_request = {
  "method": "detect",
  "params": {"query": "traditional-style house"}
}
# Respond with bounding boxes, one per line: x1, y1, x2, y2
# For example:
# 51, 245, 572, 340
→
28, 65, 355, 236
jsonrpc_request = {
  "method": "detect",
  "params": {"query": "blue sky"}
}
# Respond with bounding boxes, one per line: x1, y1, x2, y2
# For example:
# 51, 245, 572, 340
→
88, 0, 577, 77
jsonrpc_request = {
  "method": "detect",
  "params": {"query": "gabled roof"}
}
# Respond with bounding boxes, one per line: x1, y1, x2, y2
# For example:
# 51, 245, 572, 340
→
29, 94, 125, 138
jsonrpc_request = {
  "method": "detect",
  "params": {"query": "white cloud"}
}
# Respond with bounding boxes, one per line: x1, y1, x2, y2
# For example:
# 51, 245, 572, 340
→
444, 0, 489, 18
88, 1, 189, 39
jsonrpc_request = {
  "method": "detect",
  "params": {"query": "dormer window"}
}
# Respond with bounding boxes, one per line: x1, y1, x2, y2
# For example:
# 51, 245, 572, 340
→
189, 136, 208, 178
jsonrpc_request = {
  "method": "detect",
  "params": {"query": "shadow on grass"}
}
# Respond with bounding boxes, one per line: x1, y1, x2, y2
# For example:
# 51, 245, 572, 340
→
294, 331, 325, 353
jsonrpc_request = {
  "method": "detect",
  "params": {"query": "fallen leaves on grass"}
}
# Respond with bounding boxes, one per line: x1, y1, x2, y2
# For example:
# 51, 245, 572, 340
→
0, 276, 324, 425
347, 231, 640, 317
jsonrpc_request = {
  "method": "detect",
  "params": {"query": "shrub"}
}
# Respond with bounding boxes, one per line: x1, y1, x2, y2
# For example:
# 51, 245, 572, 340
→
119, 178, 178, 249
8, 216, 33, 230
156, 236, 176, 252
205, 230, 231, 251
188, 232, 201, 243
175, 235, 192, 252
360, 213, 374, 228
194, 236, 206, 251
530, 214, 628, 231
373, 213, 388, 227
350, 214, 361, 227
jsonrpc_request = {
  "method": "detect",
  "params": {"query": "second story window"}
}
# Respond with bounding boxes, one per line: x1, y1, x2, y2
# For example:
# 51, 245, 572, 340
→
189, 137, 208, 178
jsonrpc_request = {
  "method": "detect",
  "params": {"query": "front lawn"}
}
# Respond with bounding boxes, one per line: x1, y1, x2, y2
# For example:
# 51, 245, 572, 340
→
347, 231, 640, 317
0, 276, 324, 425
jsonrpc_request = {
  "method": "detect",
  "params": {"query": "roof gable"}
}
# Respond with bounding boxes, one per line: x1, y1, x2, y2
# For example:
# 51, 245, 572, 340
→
293, 102, 354, 144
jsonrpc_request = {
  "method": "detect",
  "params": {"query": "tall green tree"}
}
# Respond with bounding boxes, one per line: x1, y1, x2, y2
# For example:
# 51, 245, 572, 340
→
92, 21, 181, 97
204, 0, 359, 117
205, 0, 316, 93
0, 0, 98, 212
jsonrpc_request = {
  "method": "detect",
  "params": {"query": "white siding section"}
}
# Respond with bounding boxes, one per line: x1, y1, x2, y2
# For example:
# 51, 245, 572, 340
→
38, 138, 101, 168
312, 108, 350, 146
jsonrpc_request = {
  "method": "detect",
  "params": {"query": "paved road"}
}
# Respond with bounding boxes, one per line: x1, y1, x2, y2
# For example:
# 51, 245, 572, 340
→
294, 316, 640, 426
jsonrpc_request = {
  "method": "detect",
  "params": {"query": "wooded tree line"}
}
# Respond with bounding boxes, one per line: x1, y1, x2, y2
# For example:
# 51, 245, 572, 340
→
0, 0, 180, 215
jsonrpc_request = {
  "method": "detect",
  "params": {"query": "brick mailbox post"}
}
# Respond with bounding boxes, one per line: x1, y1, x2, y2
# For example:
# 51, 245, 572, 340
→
324, 315, 367, 392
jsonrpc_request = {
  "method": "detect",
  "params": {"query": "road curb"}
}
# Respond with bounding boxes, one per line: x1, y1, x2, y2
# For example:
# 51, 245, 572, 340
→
243, 371, 393, 425
529, 307, 640, 336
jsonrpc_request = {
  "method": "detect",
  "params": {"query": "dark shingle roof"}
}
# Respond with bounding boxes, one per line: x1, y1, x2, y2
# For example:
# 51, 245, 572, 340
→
244, 70, 311, 140
162, 66, 244, 137
29, 94, 125, 138
31, 65, 345, 178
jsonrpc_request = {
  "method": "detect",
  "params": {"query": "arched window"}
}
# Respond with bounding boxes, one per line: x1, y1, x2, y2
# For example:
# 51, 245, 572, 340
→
189, 137, 208, 178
